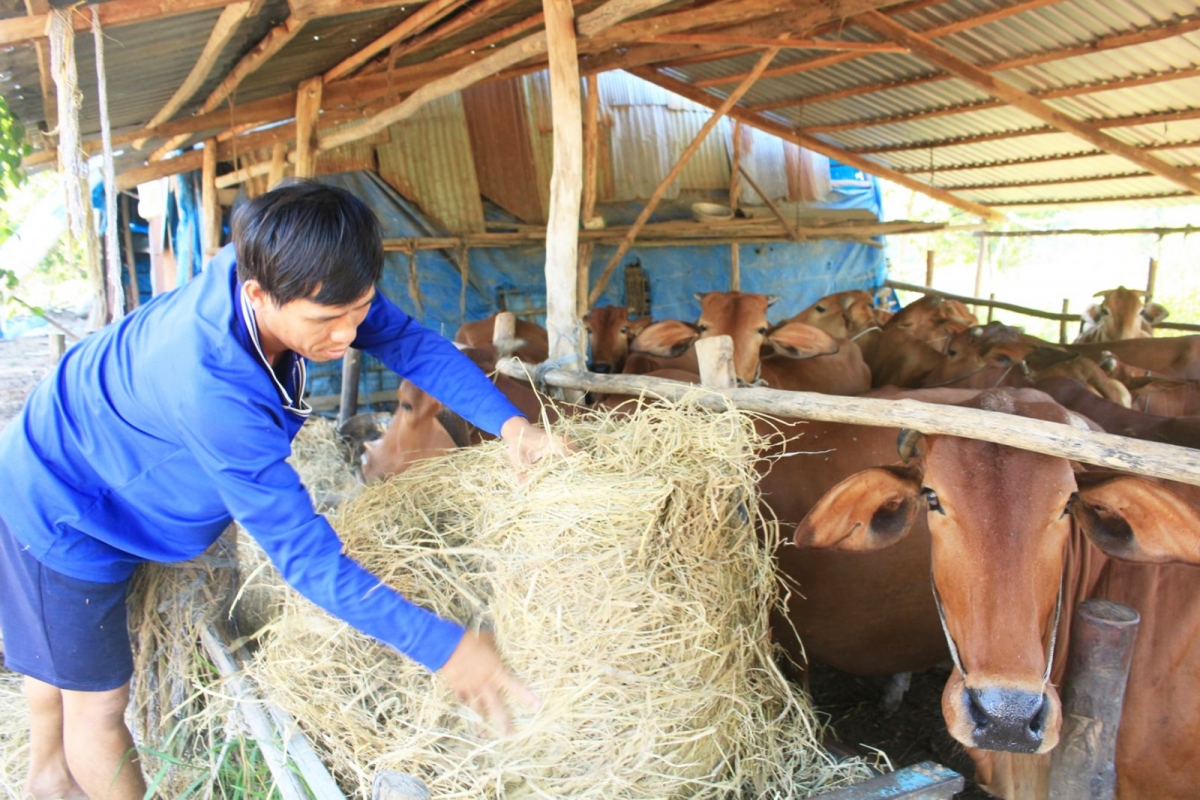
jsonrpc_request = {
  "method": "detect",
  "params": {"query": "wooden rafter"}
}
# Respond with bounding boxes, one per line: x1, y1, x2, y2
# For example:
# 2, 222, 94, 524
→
894, 141, 1200, 175
629, 65, 1004, 221
854, 10, 1200, 196
752, 15, 1200, 115
692, 0, 1066, 89
23, 0, 55, 132
363, 0, 527, 75
0, 0, 235, 46
641, 34, 908, 52
324, 0, 471, 82
991, 191, 1191, 207
137, 2, 252, 148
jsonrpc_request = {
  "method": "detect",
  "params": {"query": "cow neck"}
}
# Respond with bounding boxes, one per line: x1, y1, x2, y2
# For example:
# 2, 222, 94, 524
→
930, 566, 1064, 688
239, 285, 312, 420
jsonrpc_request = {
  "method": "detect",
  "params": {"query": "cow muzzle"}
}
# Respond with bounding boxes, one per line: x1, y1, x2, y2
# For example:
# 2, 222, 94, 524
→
943, 674, 1061, 755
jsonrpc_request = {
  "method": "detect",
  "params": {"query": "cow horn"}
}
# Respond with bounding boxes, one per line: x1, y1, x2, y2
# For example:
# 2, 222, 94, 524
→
1093, 290, 1110, 298
840, 294, 856, 310
694, 291, 707, 302
897, 429, 925, 463
766, 294, 781, 307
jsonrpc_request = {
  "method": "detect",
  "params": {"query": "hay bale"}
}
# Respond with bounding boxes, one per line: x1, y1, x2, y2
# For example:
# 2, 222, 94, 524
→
289, 415, 363, 512
248, 400, 874, 798
0, 670, 29, 799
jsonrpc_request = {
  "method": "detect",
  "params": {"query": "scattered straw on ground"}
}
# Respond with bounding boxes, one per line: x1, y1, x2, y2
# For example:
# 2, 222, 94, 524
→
0, 669, 29, 800
289, 415, 364, 512
248, 397, 874, 798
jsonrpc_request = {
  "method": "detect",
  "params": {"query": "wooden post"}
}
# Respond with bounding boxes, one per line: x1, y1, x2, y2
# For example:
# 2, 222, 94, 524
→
588, 44, 781, 306
577, 73, 600, 320
695, 335, 736, 390
1060, 298, 1070, 345
542, 0, 585, 380
987, 293, 996, 324
201, 139, 221, 257
1146, 257, 1158, 299
268, 141, 288, 189
925, 249, 935, 288
492, 311, 517, 346
337, 348, 362, 430
48, 332, 66, 365
973, 236, 986, 317
120, 193, 139, 310
294, 76, 323, 179
730, 244, 740, 290
729, 120, 743, 292
1047, 600, 1140, 800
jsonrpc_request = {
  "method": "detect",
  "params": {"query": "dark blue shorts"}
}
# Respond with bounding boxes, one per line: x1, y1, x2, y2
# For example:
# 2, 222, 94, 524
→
0, 517, 134, 691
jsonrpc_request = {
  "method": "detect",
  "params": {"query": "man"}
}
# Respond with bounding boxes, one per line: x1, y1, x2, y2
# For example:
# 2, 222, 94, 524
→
0, 181, 560, 799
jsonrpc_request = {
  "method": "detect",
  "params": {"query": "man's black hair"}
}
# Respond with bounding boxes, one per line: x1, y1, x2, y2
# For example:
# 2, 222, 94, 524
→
232, 180, 383, 307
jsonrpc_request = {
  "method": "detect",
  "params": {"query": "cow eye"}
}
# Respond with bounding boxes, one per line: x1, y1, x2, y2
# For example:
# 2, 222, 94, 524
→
697, 323, 709, 332
1062, 492, 1077, 518
620, 326, 628, 334
948, 348, 958, 357
922, 487, 945, 514
1101, 307, 1110, 316
399, 401, 414, 413
758, 327, 768, 335
815, 304, 827, 313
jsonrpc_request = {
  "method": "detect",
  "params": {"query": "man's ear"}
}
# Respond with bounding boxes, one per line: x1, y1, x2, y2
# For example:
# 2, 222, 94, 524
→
766, 321, 840, 359
1073, 472, 1200, 565
794, 466, 923, 551
242, 279, 271, 311
628, 320, 701, 358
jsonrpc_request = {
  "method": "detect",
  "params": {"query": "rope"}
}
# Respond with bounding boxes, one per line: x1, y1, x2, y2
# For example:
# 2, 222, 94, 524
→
48, 10, 87, 240
92, 8, 123, 323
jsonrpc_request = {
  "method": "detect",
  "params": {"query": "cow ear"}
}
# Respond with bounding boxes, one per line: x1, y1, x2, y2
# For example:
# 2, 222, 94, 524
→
766, 321, 840, 359
794, 467, 923, 551
629, 319, 700, 358
1142, 302, 1169, 325
1072, 474, 1200, 565
628, 315, 653, 337
1083, 304, 1103, 324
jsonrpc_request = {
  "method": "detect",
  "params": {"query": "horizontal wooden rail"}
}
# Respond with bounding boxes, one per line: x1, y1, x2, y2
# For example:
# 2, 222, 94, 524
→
496, 360, 1200, 487
885, 280, 1200, 332
976, 226, 1200, 238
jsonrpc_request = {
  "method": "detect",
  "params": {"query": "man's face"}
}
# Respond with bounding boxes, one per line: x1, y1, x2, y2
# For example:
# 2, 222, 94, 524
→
246, 281, 375, 363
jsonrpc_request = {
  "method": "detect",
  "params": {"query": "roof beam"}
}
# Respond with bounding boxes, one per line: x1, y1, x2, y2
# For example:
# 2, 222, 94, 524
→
23, 0, 55, 132
137, 2, 253, 148
197, 15, 308, 116
323, 0, 472, 82
752, 11, 1200, 113
0, 0, 235, 46
852, 9, 1200, 197
991, 191, 1191, 207
641, 34, 908, 52
361, 0, 528, 74
628, 65, 1005, 221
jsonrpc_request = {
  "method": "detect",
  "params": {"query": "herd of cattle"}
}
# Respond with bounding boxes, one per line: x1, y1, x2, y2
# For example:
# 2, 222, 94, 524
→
352, 285, 1200, 799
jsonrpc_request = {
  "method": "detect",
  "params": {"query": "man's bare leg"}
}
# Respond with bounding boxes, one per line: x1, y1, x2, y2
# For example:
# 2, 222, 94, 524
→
60, 681, 145, 800
22, 676, 86, 800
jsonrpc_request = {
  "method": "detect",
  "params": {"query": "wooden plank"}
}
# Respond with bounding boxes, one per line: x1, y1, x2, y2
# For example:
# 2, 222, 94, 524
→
216, 159, 272, 189
816, 761, 965, 799
319, 0, 678, 153
588, 45, 781, 306
201, 139, 221, 256
294, 76, 323, 179
198, 16, 308, 117
695, 335, 736, 389
371, 0, 526, 69
856, 9, 1200, 197
0, 0, 235, 47
643, 34, 907, 51
628, 66, 1005, 221
494, 360, 1200, 487
543, 0, 585, 373
287, 0, 422, 21
324, 0, 471, 82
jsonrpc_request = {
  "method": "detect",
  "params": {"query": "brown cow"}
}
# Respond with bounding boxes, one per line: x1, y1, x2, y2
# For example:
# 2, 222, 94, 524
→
1034, 376, 1200, 449
1067, 335, 1200, 382
1124, 375, 1200, 416
791, 389, 1200, 799
360, 345, 562, 480
583, 305, 650, 374
864, 296, 978, 388
1075, 286, 1168, 344
454, 313, 549, 363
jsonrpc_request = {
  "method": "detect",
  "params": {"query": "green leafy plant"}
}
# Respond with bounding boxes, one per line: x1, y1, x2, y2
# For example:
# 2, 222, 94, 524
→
0, 94, 30, 203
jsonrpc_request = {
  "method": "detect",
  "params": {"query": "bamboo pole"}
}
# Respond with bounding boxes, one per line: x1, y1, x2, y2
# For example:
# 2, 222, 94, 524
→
1060, 298, 1071, 344
588, 44, 781, 306
578, 73, 600, 320
201, 139, 221, 257
294, 76, 323, 179
494, 361, 1200, 487
925, 249, 935, 288
1146, 257, 1158, 299
542, 0, 585, 378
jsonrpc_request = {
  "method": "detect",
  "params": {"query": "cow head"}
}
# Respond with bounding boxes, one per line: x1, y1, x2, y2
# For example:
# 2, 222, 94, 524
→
361, 379, 464, 481
793, 390, 1200, 756
1084, 287, 1168, 342
789, 291, 878, 340
584, 306, 650, 374
888, 296, 979, 351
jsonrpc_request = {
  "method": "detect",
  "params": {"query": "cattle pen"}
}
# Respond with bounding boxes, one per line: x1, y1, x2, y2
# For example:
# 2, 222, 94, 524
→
4, 0, 1200, 797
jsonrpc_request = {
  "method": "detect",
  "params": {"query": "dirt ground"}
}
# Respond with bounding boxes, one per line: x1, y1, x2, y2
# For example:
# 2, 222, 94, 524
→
0, 335, 989, 797
0, 336, 53, 431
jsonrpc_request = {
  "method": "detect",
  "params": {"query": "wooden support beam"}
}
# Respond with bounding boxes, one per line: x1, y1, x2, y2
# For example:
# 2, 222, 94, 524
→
319, 0, 678, 153
323, 0, 471, 82
629, 66, 1005, 221
367, 0, 526, 73
542, 0, 585, 373
268, 141, 288, 189
138, 2, 251, 149
216, 159, 273, 189
24, 0, 55, 133
737, 163, 802, 242
198, 16, 308, 117
577, 73, 600, 320
293, 76, 323, 179
642, 34, 908, 52
202, 139, 221, 256
589, 45, 781, 306
443, 9, 549, 57
855, 10, 1200, 197
0, 0, 234, 47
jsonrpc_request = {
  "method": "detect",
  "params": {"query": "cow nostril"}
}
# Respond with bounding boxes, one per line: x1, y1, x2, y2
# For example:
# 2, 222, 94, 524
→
1028, 694, 1048, 736
966, 688, 990, 729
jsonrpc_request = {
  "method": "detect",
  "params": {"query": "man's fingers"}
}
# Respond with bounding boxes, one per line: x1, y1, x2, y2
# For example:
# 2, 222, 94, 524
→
503, 674, 541, 710
483, 689, 514, 736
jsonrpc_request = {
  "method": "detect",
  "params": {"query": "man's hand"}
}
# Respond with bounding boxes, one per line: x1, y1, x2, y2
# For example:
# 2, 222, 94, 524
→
437, 630, 540, 735
500, 416, 571, 471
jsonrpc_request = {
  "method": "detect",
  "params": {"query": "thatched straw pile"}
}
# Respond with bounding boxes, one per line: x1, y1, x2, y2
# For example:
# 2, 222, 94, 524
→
0, 670, 29, 800
288, 415, 364, 512
247, 399, 873, 798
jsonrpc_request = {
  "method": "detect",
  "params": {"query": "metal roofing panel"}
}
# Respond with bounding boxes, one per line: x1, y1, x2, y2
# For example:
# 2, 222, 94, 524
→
961, 173, 1180, 204
374, 93, 484, 234
607, 104, 678, 200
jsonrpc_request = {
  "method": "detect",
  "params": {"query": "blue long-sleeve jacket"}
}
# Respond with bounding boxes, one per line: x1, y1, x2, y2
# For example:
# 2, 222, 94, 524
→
0, 244, 524, 671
